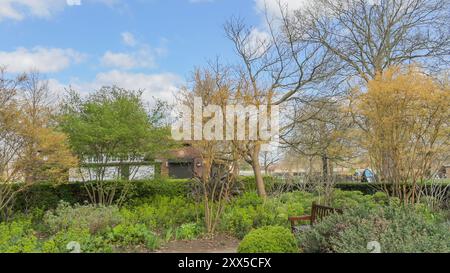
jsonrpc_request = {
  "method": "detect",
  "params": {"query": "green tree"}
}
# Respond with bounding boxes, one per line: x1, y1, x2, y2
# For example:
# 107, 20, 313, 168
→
59, 86, 172, 205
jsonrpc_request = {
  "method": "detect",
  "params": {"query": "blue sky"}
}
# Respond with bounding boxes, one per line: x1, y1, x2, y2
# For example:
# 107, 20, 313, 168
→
0, 0, 301, 102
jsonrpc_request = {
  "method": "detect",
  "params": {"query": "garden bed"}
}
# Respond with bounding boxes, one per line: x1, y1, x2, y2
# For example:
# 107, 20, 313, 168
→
156, 234, 239, 253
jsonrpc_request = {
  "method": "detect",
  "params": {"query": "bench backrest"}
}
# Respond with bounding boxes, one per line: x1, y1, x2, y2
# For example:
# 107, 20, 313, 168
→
310, 202, 343, 225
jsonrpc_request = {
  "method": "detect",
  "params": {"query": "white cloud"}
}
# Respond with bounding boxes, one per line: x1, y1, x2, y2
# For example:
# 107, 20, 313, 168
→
47, 78, 67, 92
121, 32, 137, 47
94, 70, 181, 102
0, 0, 123, 21
0, 0, 66, 21
0, 47, 85, 73
246, 28, 271, 56
49, 70, 182, 103
101, 33, 167, 70
254, 0, 309, 17
101, 50, 156, 69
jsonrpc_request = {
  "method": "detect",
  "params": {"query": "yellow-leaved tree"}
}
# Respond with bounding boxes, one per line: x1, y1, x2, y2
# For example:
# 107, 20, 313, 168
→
351, 66, 449, 204
0, 70, 77, 215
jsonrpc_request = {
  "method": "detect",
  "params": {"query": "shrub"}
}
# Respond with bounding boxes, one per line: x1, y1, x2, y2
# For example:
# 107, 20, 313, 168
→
233, 192, 264, 208
107, 223, 159, 250
330, 190, 380, 209
120, 195, 201, 235
299, 205, 450, 253
44, 202, 122, 234
220, 190, 318, 239
120, 204, 157, 229
238, 226, 298, 253
238, 176, 277, 193
175, 223, 204, 240
41, 228, 112, 253
220, 191, 315, 239
127, 178, 191, 202
13, 182, 89, 211
0, 219, 39, 253
220, 206, 256, 239
12, 178, 192, 212
372, 191, 390, 205
271, 191, 315, 217
144, 196, 201, 232
221, 205, 285, 239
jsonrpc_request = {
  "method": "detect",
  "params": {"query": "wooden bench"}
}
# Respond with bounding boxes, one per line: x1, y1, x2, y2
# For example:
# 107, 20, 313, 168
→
288, 202, 343, 233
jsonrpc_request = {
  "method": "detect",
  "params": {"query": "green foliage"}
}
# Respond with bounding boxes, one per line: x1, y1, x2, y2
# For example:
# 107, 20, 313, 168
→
107, 223, 159, 250
238, 176, 277, 193
372, 191, 390, 205
220, 206, 256, 239
220, 189, 391, 239
119, 195, 203, 239
238, 177, 450, 197
175, 223, 203, 240
126, 178, 191, 202
138, 196, 201, 232
299, 205, 450, 253
44, 202, 122, 234
238, 226, 298, 253
233, 192, 264, 207
120, 204, 157, 230
41, 228, 112, 253
273, 191, 316, 216
219, 191, 315, 239
2, 181, 447, 253
0, 219, 39, 253
219, 192, 274, 239
11, 178, 191, 212
59, 86, 169, 160
330, 190, 383, 209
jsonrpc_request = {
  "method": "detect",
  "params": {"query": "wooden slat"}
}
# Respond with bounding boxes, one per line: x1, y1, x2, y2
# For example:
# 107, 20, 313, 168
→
289, 202, 343, 233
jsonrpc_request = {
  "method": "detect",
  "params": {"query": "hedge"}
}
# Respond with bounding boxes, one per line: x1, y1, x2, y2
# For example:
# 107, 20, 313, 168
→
12, 178, 192, 212
10, 176, 449, 212
238, 226, 298, 253
239, 176, 450, 196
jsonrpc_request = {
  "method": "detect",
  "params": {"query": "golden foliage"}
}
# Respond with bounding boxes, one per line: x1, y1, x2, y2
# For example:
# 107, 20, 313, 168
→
353, 65, 449, 203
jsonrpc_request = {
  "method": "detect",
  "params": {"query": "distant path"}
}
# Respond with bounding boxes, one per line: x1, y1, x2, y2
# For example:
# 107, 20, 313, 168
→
156, 234, 239, 253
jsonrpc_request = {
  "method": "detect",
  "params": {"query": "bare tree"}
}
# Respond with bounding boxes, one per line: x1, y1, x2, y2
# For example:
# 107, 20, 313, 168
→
287, 0, 450, 184
224, 4, 337, 197
261, 149, 282, 175
282, 98, 358, 204
0, 68, 27, 215
178, 66, 238, 233
284, 99, 357, 178
296, 0, 450, 81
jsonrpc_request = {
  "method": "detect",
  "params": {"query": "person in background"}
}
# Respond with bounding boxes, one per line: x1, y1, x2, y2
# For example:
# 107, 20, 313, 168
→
362, 168, 375, 183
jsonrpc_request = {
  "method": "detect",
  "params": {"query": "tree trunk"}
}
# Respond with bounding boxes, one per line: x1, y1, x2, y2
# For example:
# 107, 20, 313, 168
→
252, 161, 266, 198
321, 154, 329, 182
250, 145, 266, 198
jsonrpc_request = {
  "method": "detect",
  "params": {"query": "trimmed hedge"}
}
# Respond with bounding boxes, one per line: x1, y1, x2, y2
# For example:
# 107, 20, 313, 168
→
12, 178, 191, 212
334, 183, 384, 195
238, 226, 298, 253
11, 176, 449, 212
239, 176, 450, 196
